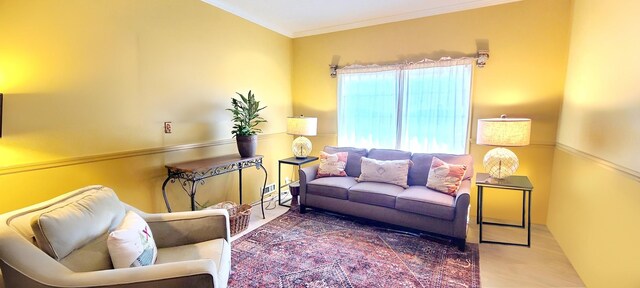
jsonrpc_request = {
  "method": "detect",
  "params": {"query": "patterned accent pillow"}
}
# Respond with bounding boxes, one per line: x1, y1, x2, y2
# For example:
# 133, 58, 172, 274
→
356, 157, 412, 188
426, 156, 467, 196
107, 211, 158, 268
317, 151, 348, 178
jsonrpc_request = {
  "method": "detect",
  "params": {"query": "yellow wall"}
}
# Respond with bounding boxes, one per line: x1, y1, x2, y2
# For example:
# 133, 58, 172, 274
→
0, 0, 293, 213
292, 0, 571, 224
548, 0, 640, 287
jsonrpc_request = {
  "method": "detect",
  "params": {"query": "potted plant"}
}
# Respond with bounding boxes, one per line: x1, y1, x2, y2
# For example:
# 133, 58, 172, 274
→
227, 90, 267, 157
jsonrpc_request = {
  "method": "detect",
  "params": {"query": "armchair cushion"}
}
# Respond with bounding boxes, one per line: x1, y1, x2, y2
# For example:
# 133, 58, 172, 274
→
156, 238, 231, 285
59, 233, 112, 272
30, 187, 126, 261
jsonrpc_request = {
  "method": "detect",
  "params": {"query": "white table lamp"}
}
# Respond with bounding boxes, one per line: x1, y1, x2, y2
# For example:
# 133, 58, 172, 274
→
287, 116, 317, 159
477, 115, 531, 179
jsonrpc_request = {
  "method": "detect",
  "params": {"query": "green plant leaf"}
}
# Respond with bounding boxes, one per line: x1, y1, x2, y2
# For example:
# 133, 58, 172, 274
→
227, 90, 268, 137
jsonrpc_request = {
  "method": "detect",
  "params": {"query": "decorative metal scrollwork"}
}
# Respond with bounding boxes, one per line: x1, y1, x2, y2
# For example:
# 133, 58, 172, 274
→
161, 156, 267, 215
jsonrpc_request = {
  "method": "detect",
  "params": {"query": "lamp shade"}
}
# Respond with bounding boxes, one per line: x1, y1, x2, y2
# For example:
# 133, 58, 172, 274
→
287, 116, 317, 136
477, 117, 531, 147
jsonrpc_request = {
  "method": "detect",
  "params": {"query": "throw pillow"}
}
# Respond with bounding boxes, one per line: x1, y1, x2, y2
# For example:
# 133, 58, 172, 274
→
317, 151, 348, 178
107, 211, 158, 269
356, 157, 412, 188
426, 156, 467, 196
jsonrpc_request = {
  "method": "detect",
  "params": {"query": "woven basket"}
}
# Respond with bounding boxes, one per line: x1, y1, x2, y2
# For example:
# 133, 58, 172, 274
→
210, 201, 251, 236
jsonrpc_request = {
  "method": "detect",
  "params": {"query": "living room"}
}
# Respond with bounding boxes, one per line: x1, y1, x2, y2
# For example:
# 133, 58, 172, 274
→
0, 0, 637, 287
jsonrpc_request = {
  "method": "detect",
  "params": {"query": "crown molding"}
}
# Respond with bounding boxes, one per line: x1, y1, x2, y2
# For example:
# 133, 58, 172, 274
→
292, 0, 521, 38
202, 0, 293, 37
202, 0, 521, 39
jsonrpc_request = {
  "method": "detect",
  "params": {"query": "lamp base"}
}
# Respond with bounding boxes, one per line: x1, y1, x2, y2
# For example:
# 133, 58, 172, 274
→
292, 136, 312, 158
483, 147, 519, 179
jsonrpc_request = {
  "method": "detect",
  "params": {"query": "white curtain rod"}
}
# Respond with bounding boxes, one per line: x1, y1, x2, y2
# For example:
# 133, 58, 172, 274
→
329, 50, 489, 78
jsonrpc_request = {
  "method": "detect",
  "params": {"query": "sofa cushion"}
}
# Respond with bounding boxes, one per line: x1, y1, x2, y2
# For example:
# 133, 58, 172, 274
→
307, 176, 358, 200
108, 211, 158, 268
409, 153, 474, 186
367, 148, 412, 161
324, 146, 368, 177
317, 151, 348, 178
31, 187, 126, 260
396, 186, 455, 220
357, 157, 412, 188
156, 238, 231, 281
348, 182, 405, 208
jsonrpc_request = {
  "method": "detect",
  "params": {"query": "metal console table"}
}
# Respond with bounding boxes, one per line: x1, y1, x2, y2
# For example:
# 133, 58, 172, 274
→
476, 172, 533, 247
161, 154, 268, 219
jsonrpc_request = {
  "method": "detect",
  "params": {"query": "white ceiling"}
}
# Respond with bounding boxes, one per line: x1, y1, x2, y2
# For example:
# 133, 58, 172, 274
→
202, 0, 520, 38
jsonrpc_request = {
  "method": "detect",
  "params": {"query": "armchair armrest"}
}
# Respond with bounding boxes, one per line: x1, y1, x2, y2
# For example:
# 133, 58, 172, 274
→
0, 230, 222, 288
66, 260, 220, 288
299, 165, 319, 204
135, 208, 230, 248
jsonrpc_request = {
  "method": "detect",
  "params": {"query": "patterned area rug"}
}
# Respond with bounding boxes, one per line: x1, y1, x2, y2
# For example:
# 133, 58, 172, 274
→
229, 210, 480, 288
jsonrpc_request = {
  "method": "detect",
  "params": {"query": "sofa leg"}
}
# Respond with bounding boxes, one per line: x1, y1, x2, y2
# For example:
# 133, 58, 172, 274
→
299, 204, 307, 214
454, 238, 466, 251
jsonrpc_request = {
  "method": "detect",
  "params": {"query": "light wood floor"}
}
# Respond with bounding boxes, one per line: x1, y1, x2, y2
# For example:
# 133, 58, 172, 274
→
233, 200, 585, 287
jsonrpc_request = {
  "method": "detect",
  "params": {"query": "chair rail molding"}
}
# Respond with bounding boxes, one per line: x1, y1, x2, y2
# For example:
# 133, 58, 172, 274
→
0, 133, 284, 176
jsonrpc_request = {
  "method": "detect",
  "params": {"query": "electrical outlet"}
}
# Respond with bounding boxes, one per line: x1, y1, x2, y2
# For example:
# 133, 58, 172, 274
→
285, 177, 291, 184
164, 122, 172, 134
262, 183, 276, 195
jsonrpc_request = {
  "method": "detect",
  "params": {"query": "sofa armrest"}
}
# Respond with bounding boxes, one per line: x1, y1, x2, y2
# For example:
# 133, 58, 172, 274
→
299, 165, 319, 205
137, 208, 230, 248
452, 180, 471, 239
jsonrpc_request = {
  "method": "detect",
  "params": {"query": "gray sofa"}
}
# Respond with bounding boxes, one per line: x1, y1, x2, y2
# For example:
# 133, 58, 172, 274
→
299, 146, 473, 250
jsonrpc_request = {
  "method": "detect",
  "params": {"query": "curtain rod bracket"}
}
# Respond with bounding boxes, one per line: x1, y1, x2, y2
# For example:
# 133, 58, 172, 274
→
329, 64, 338, 78
477, 50, 489, 68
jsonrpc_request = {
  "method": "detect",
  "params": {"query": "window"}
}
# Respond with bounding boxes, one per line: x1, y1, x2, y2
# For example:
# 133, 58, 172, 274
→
337, 58, 472, 154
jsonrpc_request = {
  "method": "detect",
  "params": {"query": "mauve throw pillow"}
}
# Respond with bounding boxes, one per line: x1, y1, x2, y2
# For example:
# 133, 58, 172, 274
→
426, 156, 467, 196
356, 157, 412, 188
317, 151, 348, 178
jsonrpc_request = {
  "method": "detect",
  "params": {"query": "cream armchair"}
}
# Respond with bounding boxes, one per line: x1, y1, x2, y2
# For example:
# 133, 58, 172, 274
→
0, 185, 231, 288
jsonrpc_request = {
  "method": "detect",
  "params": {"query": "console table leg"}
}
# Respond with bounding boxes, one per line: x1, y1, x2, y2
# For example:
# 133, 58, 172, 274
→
259, 164, 268, 219
189, 181, 197, 211
161, 175, 173, 213
238, 169, 243, 205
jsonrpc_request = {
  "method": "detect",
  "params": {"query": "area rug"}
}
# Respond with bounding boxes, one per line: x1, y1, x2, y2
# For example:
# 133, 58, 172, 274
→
229, 210, 480, 288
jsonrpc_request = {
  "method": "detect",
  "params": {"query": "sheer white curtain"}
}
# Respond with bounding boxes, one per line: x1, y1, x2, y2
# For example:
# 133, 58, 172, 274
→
337, 66, 400, 149
337, 58, 472, 153
400, 59, 473, 153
